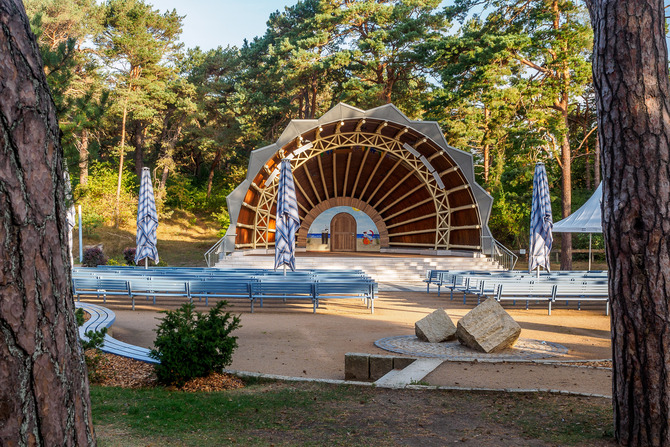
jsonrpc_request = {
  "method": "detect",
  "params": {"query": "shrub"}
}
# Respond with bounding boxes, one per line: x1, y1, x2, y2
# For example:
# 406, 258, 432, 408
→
150, 301, 241, 387
123, 247, 136, 265
106, 258, 124, 266
82, 246, 107, 267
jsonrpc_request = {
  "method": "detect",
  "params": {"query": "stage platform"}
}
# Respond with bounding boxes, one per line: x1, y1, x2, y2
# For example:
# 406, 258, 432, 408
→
215, 252, 501, 283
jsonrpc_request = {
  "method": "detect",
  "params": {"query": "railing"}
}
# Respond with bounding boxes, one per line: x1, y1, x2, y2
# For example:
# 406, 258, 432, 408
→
204, 236, 225, 267
481, 236, 518, 270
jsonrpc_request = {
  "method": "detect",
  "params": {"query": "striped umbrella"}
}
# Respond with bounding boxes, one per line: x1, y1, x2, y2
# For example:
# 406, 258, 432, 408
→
135, 167, 159, 267
274, 159, 300, 273
529, 162, 553, 273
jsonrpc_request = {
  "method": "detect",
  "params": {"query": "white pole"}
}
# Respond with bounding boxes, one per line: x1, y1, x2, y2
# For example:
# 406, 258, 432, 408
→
588, 233, 593, 271
145, 258, 148, 269
283, 265, 286, 276
78, 205, 83, 263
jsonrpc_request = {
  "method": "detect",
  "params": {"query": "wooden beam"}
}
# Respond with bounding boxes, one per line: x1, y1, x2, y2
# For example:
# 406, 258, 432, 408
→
427, 152, 441, 162
342, 152, 352, 197
373, 170, 416, 209
359, 152, 386, 200
355, 119, 366, 131
379, 183, 425, 214
445, 184, 470, 195
375, 121, 388, 134
317, 155, 329, 199
440, 166, 459, 177
449, 224, 482, 231
383, 197, 433, 221
385, 213, 437, 229
316, 126, 322, 139
293, 177, 315, 208
351, 148, 369, 198
303, 164, 322, 203
388, 228, 436, 237
335, 120, 344, 133
332, 152, 337, 197
449, 204, 477, 213
394, 127, 409, 140
241, 202, 258, 212
367, 158, 402, 204
449, 244, 482, 250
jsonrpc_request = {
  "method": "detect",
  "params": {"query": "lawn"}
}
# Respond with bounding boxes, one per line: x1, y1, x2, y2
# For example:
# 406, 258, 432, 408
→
91, 381, 615, 447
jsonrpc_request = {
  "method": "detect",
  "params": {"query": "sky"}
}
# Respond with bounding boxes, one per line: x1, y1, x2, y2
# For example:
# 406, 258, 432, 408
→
146, 0, 289, 50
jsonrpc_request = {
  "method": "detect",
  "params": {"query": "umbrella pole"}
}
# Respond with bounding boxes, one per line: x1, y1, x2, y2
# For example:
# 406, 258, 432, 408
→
589, 233, 592, 271
145, 258, 148, 269
283, 265, 286, 276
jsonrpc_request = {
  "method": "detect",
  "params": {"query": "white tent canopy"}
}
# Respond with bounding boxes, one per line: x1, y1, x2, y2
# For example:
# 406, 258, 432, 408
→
552, 183, 602, 270
552, 183, 602, 233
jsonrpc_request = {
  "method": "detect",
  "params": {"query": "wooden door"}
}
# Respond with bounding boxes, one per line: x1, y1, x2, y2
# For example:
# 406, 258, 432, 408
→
330, 212, 357, 252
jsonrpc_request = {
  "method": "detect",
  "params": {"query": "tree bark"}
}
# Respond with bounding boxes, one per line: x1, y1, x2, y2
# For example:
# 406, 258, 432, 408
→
593, 133, 600, 188
586, 0, 670, 445
0, 0, 96, 445
78, 128, 89, 186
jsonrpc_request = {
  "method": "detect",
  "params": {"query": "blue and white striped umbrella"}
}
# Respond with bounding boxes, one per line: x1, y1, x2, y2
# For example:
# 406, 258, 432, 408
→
274, 159, 300, 272
529, 162, 553, 273
135, 167, 159, 267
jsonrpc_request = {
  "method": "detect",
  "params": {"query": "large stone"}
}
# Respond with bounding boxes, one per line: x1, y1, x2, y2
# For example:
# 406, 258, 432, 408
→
456, 298, 521, 353
415, 309, 457, 343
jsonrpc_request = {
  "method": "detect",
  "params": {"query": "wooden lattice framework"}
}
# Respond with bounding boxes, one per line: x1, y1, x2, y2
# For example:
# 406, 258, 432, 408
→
225, 104, 493, 254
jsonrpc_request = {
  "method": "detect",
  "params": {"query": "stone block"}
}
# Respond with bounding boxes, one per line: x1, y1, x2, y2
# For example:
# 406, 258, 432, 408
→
393, 357, 416, 370
369, 355, 394, 380
415, 309, 457, 343
344, 353, 369, 380
456, 298, 521, 353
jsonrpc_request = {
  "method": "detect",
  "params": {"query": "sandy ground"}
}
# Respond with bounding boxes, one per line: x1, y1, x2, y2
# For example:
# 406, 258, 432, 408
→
97, 285, 613, 396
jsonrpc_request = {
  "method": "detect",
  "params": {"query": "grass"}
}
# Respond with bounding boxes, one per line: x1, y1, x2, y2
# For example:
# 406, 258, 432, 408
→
74, 210, 220, 267
91, 382, 614, 446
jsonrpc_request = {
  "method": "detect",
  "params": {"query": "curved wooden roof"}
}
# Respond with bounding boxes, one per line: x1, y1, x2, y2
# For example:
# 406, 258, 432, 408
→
223, 104, 493, 254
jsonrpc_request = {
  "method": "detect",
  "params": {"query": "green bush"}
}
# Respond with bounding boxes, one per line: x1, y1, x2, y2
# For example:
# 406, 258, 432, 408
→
82, 246, 108, 267
150, 301, 241, 387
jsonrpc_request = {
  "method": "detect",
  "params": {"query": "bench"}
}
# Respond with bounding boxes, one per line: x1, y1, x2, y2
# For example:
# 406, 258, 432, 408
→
494, 281, 558, 315
314, 280, 375, 313
188, 280, 255, 309
253, 280, 317, 312
75, 301, 157, 363
553, 281, 610, 315
128, 279, 190, 310
73, 278, 130, 303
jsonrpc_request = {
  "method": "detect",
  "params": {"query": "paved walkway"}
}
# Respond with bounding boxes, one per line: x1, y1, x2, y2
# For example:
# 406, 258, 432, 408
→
82, 285, 613, 397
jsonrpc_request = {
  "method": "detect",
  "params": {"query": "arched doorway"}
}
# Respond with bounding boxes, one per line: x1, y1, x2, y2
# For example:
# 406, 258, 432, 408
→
330, 213, 356, 252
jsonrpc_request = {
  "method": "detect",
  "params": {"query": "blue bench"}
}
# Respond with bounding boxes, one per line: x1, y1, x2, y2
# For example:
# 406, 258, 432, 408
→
75, 302, 157, 363
188, 280, 255, 308
73, 278, 130, 303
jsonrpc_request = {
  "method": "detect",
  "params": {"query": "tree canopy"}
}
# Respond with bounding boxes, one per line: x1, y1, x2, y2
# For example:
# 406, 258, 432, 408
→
25, 0, 600, 254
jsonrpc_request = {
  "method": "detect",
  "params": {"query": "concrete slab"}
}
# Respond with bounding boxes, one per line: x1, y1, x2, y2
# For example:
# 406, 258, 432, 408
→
375, 358, 444, 387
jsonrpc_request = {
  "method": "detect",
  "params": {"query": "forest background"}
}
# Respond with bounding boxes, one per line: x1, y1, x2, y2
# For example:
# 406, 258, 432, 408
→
26, 0, 599, 268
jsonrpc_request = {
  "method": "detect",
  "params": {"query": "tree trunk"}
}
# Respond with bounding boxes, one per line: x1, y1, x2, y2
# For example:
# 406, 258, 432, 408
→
132, 121, 145, 178
483, 105, 490, 183
559, 105, 572, 270
586, 0, 670, 445
0, 1, 96, 445
206, 146, 224, 199
593, 133, 600, 188
78, 128, 89, 186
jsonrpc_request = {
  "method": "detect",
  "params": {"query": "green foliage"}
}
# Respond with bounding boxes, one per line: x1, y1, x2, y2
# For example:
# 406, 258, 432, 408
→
75, 162, 136, 226
82, 327, 108, 351
106, 258, 124, 266
151, 301, 241, 387
75, 307, 86, 327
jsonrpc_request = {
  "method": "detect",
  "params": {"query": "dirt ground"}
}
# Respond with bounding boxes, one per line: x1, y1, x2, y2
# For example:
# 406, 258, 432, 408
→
92, 285, 613, 397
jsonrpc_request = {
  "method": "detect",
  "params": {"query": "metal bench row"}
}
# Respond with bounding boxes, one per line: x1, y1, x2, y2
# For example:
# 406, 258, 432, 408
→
424, 269, 609, 315
73, 275, 376, 313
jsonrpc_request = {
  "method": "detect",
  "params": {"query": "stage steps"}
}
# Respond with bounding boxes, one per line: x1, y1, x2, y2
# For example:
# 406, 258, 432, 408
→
214, 254, 502, 283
